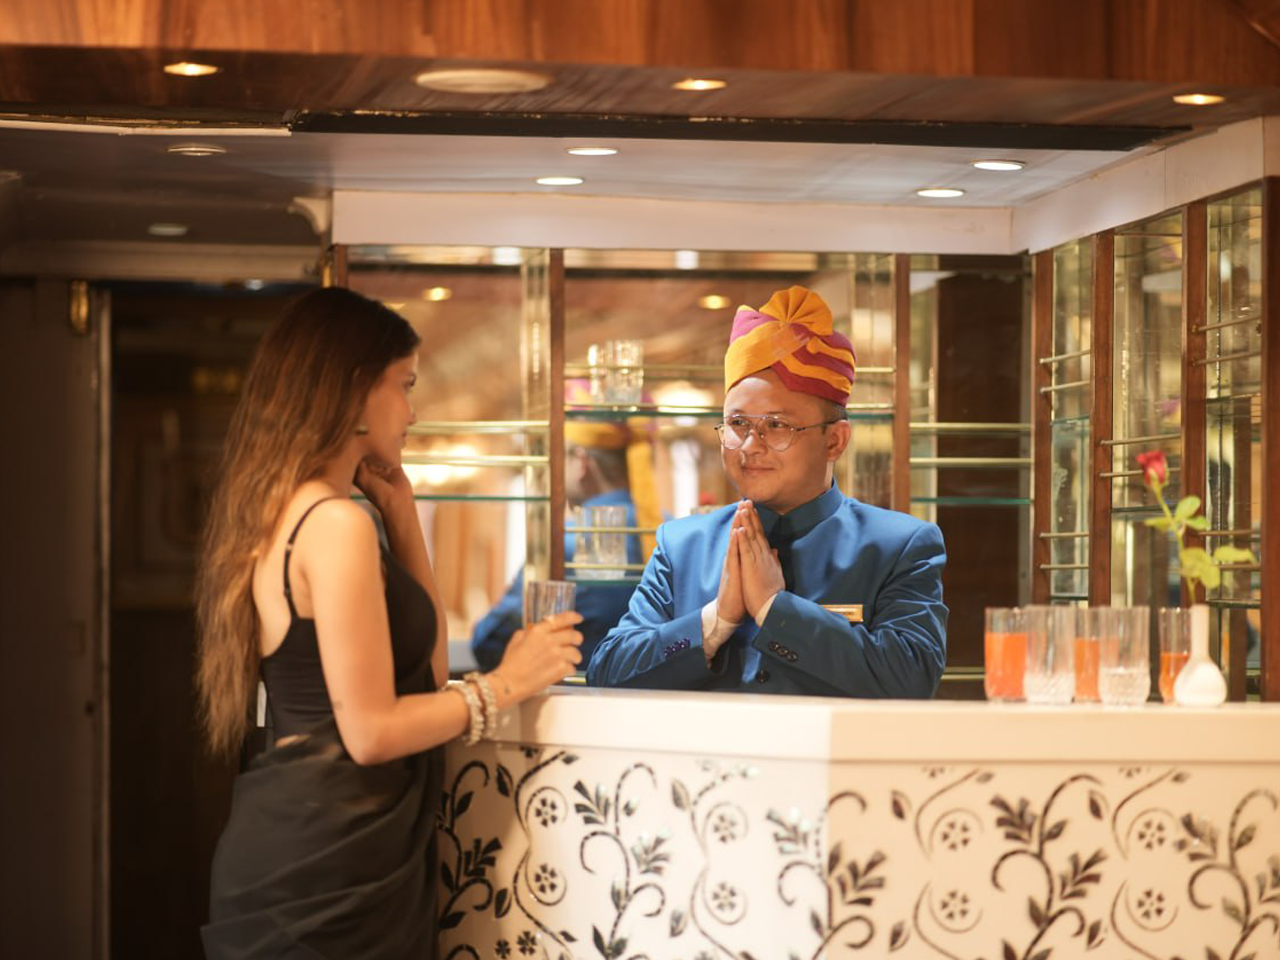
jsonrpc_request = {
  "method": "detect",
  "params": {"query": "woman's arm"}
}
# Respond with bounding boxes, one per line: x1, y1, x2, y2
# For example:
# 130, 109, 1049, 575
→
298, 499, 582, 765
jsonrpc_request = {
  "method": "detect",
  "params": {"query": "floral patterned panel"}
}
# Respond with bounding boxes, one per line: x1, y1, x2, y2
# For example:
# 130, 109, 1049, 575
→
438, 743, 1280, 960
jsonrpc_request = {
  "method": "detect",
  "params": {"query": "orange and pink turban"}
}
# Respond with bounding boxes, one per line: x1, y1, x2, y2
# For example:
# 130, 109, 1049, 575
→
724, 285, 856, 405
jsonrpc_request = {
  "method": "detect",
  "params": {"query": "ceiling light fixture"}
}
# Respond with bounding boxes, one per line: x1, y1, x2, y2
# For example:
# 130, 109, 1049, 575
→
163, 61, 219, 77
971, 159, 1025, 172
1172, 93, 1225, 106
147, 222, 189, 237
414, 68, 551, 94
916, 187, 966, 199
167, 142, 227, 157
566, 146, 618, 156
697, 294, 731, 310
422, 286, 452, 302
536, 176, 584, 186
672, 78, 726, 91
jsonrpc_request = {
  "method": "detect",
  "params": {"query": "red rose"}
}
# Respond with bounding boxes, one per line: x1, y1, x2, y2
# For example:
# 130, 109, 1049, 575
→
1137, 450, 1167, 486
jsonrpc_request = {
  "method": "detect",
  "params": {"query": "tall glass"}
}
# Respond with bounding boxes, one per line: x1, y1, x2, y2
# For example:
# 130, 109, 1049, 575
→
523, 580, 577, 626
1100, 606, 1152, 705
1074, 607, 1113, 703
984, 607, 1025, 702
1157, 607, 1191, 703
1024, 605, 1076, 704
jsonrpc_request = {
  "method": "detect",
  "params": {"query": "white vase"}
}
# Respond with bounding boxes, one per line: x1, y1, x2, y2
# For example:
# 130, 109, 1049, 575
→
1172, 603, 1227, 706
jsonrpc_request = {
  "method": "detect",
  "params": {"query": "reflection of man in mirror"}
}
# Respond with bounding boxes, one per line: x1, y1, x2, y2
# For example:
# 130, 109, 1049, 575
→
470, 384, 661, 671
587, 285, 948, 697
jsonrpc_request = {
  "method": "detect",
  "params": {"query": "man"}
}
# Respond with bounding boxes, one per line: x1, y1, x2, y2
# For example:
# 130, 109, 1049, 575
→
470, 389, 661, 670
586, 285, 947, 697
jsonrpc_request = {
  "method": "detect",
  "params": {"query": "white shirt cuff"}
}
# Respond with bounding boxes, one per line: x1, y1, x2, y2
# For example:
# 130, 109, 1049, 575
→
701, 600, 740, 660
753, 592, 779, 626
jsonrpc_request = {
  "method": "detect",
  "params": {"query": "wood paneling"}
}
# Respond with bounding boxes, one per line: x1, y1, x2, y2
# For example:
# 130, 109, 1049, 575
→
1088, 230, 1114, 606
1263, 177, 1280, 701
1181, 201, 1207, 606
548, 248, 565, 582
1030, 250, 1053, 604
891, 253, 910, 515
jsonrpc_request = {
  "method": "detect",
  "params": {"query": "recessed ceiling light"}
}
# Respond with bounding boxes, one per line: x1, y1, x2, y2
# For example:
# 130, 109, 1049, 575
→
536, 176, 584, 186
147, 222, 189, 237
163, 61, 219, 77
916, 187, 966, 199
971, 159, 1025, 172
674, 250, 700, 270
422, 286, 452, 302
167, 142, 227, 157
566, 146, 618, 156
697, 294, 731, 310
672, 78, 726, 91
1173, 93, 1225, 106
414, 68, 551, 93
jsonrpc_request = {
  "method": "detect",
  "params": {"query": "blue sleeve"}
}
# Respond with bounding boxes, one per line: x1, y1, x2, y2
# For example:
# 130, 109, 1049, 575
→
585, 527, 725, 689
470, 571, 524, 672
753, 521, 948, 698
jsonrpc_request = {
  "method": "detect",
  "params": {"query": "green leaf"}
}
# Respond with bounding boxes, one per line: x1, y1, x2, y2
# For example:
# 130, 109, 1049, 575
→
1144, 517, 1174, 530
1174, 495, 1202, 521
1180, 547, 1214, 581
1202, 564, 1222, 590
1213, 545, 1256, 563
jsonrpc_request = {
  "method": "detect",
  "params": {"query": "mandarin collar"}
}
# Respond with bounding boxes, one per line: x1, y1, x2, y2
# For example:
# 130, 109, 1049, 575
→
754, 482, 843, 540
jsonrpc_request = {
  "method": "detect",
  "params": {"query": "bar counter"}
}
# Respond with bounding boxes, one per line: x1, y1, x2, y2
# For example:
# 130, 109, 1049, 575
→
439, 688, 1280, 959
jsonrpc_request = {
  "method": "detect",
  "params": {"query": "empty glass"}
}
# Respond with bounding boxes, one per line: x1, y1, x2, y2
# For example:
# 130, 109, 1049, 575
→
1157, 607, 1191, 703
1024, 605, 1076, 704
983, 607, 1026, 702
523, 580, 577, 626
589, 339, 644, 404
1100, 605, 1151, 706
581, 504, 628, 579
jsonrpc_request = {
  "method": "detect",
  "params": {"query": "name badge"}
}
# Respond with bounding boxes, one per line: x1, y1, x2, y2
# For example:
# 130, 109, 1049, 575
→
823, 604, 863, 624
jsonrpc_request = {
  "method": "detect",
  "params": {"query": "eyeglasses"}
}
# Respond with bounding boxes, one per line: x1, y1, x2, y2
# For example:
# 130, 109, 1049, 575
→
714, 414, 842, 452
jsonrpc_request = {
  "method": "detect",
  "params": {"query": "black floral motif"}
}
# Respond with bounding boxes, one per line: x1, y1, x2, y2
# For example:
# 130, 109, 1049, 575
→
532, 864, 559, 897
1134, 888, 1166, 921
494, 939, 511, 958
437, 760, 503, 932
938, 890, 970, 923
709, 882, 739, 916
516, 929, 538, 955
924, 767, 949, 779
711, 810, 739, 844
1135, 817, 1166, 850
1120, 767, 1147, 778
938, 816, 972, 851
533, 795, 560, 827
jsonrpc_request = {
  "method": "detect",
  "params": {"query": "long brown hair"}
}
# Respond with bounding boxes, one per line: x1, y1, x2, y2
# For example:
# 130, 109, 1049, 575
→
196, 287, 421, 756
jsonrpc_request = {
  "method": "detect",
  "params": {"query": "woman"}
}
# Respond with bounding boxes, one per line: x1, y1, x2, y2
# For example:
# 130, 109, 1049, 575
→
197, 287, 582, 958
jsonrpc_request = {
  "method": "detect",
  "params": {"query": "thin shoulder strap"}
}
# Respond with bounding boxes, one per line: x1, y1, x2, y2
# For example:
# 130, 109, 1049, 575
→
282, 496, 343, 618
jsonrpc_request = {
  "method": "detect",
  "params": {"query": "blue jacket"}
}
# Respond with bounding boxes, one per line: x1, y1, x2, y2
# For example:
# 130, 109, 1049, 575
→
470, 489, 641, 671
585, 484, 947, 698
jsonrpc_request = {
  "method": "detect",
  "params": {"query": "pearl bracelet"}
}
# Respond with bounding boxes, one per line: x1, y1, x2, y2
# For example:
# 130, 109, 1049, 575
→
465, 671, 499, 740
445, 679, 484, 746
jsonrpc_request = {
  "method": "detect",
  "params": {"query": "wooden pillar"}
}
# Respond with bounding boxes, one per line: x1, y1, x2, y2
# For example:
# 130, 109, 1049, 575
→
892, 253, 911, 514
1262, 178, 1280, 700
1089, 231, 1114, 606
323, 244, 348, 287
1182, 201, 1208, 606
1030, 249, 1054, 604
548, 249, 566, 581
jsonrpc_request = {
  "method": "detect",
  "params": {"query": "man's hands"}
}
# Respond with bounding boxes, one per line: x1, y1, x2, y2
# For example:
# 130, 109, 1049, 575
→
717, 501, 785, 624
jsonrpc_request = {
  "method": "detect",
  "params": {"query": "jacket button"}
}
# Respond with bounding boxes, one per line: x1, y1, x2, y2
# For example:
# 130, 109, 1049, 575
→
755, 669, 770, 684
787, 651, 799, 662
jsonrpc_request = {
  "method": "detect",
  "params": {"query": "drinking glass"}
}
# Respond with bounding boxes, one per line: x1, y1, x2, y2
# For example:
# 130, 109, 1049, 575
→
523, 580, 577, 626
1074, 607, 1114, 704
1157, 607, 1191, 703
584, 505, 628, 579
983, 607, 1025, 702
1024, 605, 1076, 704
1100, 605, 1152, 706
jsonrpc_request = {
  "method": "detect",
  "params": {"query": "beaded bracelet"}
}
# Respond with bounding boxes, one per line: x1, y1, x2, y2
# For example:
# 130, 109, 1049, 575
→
465, 672, 499, 740
445, 679, 484, 746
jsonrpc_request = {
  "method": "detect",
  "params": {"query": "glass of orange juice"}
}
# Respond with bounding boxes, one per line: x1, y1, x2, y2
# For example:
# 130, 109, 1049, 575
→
1157, 608, 1191, 703
1074, 607, 1111, 703
984, 607, 1026, 702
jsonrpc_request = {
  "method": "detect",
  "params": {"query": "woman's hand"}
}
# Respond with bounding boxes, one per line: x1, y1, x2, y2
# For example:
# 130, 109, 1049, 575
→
489, 611, 584, 708
355, 457, 415, 522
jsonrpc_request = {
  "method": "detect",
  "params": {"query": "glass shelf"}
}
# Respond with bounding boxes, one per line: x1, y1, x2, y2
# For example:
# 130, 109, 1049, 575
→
569, 577, 643, 586
911, 496, 1031, 506
353, 494, 552, 503
565, 405, 894, 423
